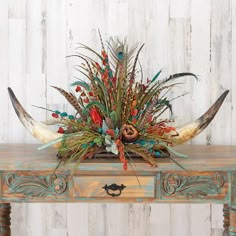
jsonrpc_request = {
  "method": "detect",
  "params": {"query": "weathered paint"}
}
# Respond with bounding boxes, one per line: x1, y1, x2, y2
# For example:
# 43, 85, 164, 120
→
0, 145, 234, 208
161, 172, 227, 200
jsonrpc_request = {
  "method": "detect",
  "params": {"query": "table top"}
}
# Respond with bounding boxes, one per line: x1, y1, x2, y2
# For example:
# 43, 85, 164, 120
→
0, 144, 236, 171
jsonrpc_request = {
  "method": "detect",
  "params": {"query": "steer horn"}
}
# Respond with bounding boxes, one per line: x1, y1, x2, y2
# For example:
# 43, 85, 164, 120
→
8, 87, 63, 147
8, 87, 229, 149
171, 90, 229, 145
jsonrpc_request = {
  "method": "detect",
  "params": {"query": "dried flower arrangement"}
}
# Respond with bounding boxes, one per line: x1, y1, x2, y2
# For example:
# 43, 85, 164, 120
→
8, 33, 229, 171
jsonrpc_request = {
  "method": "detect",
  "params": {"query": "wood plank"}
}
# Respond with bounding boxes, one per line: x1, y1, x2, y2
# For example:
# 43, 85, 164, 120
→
25, 0, 46, 143
146, 0, 170, 74
190, 204, 211, 236
170, 204, 191, 236
190, 0, 211, 144
232, 0, 236, 145
127, 0, 149, 79
88, 204, 105, 236
26, 203, 47, 236
210, 0, 232, 145
128, 204, 151, 236
67, 203, 88, 236
105, 203, 129, 236
128, 0, 147, 45
11, 203, 27, 236
1, 144, 236, 171
150, 204, 171, 236
168, 18, 192, 128
211, 229, 224, 236
0, 0, 9, 143
170, 0, 190, 18
46, 0, 68, 107
211, 204, 224, 235
8, 0, 26, 19
47, 203, 67, 236
8, 19, 27, 143
107, 0, 128, 37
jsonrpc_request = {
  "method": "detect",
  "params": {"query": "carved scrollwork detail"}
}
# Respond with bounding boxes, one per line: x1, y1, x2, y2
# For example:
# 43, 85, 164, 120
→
5, 173, 67, 197
161, 173, 225, 198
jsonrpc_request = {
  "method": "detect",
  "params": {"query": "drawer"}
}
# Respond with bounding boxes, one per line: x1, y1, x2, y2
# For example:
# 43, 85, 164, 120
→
72, 176, 155, 198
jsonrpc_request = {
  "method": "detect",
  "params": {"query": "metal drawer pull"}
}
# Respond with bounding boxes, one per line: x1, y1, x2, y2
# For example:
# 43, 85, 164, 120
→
102, 183, 126, 197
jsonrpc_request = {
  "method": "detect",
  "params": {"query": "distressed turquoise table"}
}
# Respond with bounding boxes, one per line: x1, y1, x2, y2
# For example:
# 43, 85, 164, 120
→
0, 144, 236, 235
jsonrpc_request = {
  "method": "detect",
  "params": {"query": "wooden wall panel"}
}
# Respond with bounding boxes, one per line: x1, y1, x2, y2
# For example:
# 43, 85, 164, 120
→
127, 204, 151, 236
0, 0, 234, 235
25, 0, 46, 143
26, 204, 47, 236
210, 0, 232, 145
190, 0, 211, 145
105, 204, 129, 236
8, 0, 27, 143
211, 204, 224, 236
150, 204, 171, 236
0, 1, 9, 143
190, 205, 211, 236
88, 204, 106, 236
232, 0, 236, 145
67, 203, 89, 236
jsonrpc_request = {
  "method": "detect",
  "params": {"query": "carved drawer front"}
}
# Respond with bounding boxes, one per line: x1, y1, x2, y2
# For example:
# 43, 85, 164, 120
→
72, 176, 155, 198
1, 171, 68, 200
161, 171, 228, 200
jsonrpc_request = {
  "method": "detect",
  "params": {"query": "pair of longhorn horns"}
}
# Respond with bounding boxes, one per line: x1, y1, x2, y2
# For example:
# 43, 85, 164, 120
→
7, 87, 229, 148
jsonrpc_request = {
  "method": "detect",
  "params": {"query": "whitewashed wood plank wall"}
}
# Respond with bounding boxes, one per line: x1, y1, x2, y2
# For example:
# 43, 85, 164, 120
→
0, 0, 234, 235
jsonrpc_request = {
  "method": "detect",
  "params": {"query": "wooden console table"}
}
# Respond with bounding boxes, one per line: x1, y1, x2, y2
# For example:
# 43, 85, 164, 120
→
0, 144, 236, 235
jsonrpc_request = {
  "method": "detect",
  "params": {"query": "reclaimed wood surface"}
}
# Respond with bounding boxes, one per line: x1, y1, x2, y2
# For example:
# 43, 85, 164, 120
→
0, 144, 236, 171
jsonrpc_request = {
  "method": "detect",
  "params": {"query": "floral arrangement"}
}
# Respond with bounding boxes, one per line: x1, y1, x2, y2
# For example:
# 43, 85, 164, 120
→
38, 35, 197, 170
8, 33, 229, 171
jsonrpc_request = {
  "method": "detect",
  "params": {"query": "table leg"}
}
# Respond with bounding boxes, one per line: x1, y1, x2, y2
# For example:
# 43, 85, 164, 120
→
224, 204, 230, 236
0, 203, 11, 236
229, 206, 236, 236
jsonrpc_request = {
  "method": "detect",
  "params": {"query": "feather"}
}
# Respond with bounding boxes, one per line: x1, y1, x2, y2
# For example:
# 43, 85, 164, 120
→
150, 69, 162, 83
125, 144, 157, 167
51, 86, 84, 118
129, 44, 145, 83
41, 118, 66, 125
76, 43, 103, 60
84, 101, 108, 116
71, 80, 91, 91
67, 55, 94, 79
